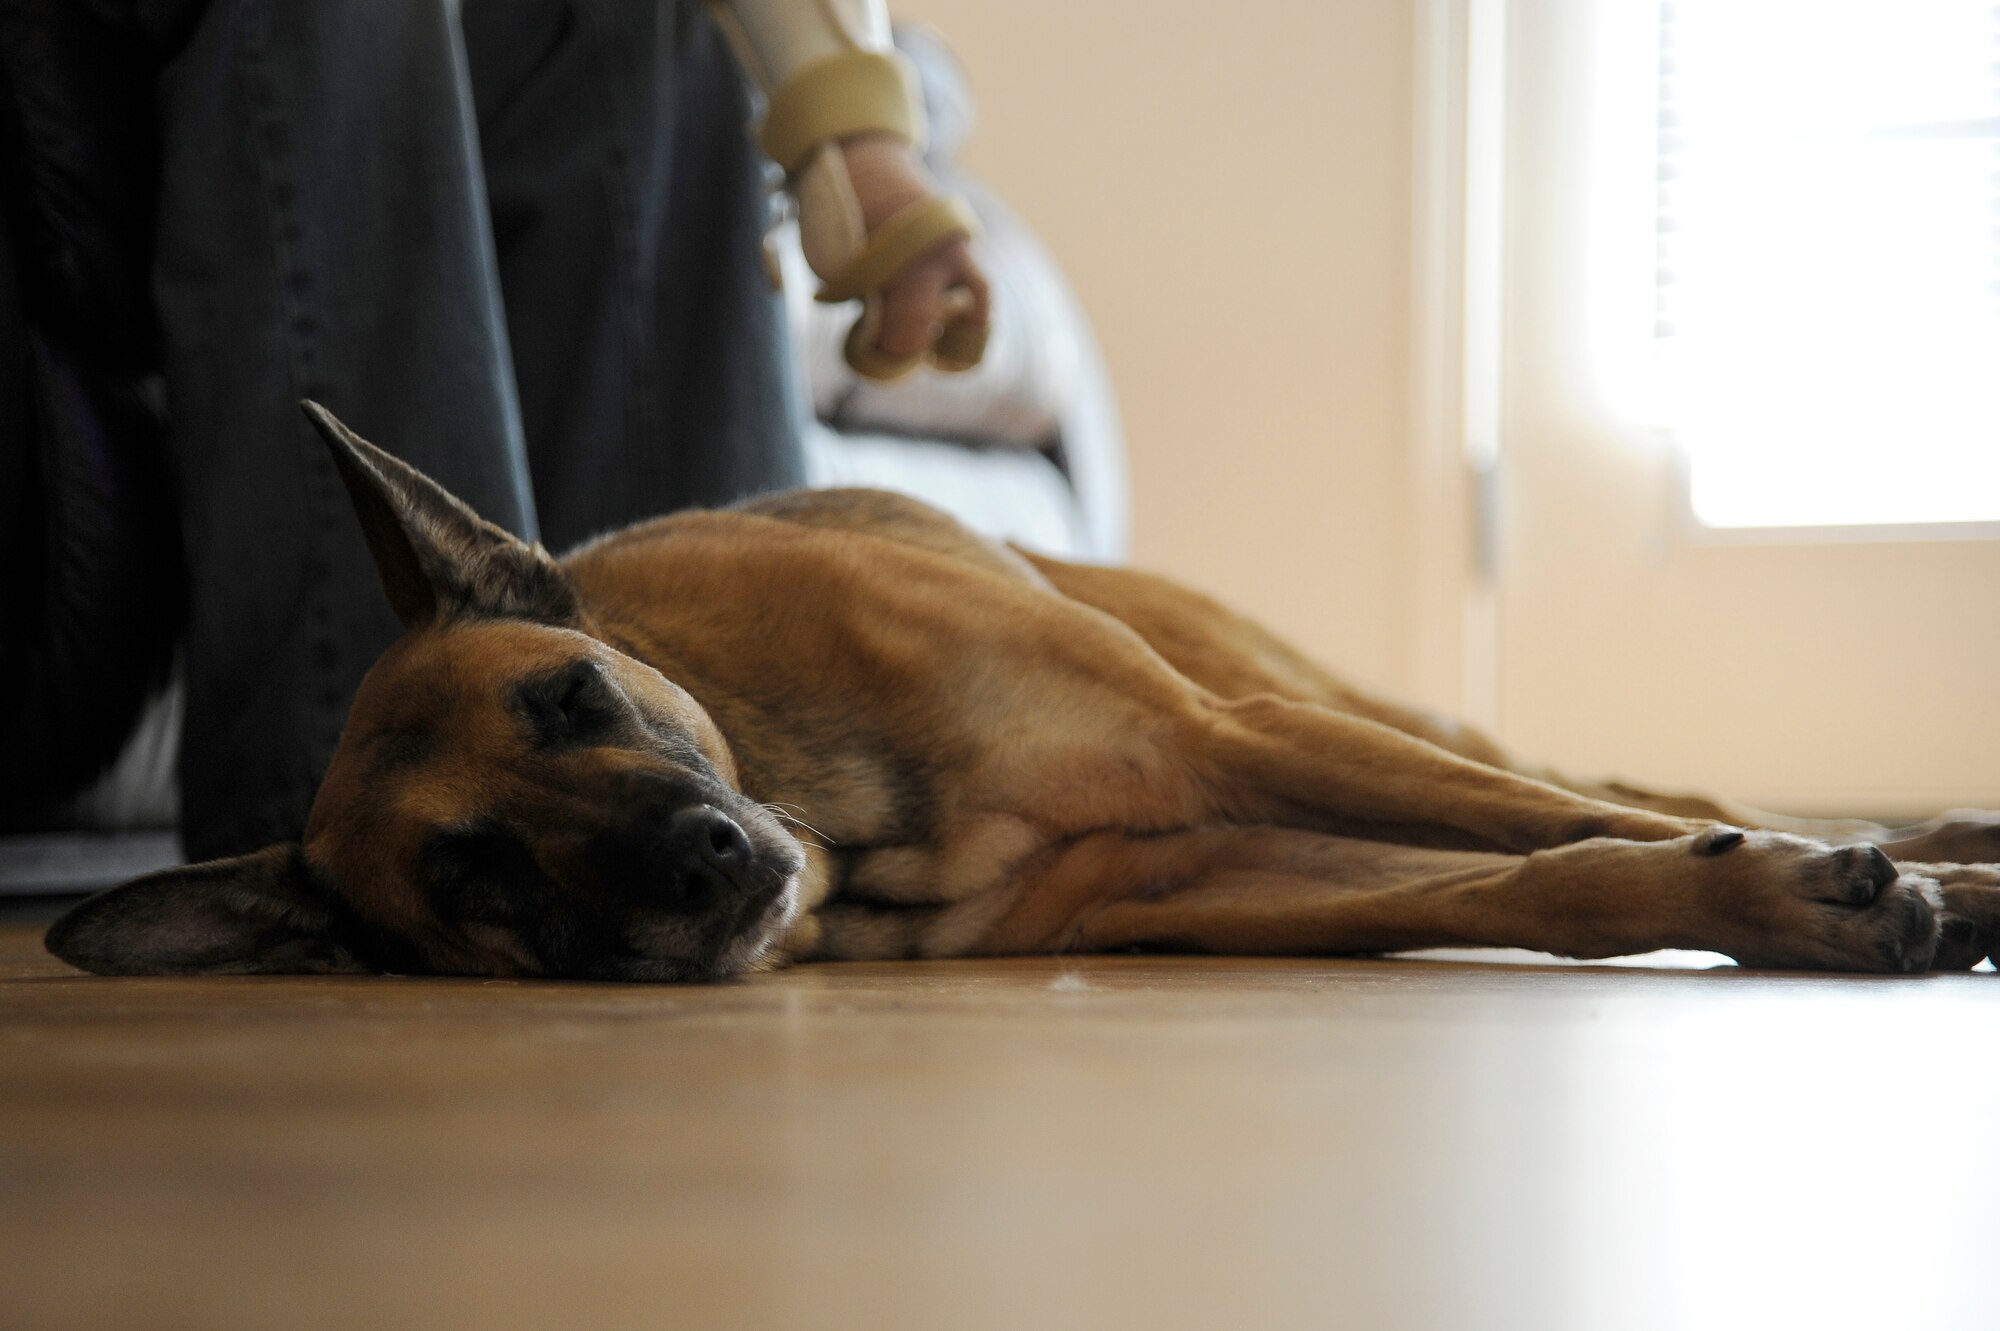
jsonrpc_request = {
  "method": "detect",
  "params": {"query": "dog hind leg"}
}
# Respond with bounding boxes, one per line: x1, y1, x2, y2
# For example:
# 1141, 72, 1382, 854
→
1195, 692, 1704, 853
1029, 555, 1913, 844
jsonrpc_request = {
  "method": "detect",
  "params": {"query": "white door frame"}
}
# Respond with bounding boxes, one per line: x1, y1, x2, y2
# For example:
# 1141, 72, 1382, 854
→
1407, 0, 1508, 729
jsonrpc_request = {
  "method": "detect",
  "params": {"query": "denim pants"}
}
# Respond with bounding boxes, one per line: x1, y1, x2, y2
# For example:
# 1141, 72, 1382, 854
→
153, 0, 805, 859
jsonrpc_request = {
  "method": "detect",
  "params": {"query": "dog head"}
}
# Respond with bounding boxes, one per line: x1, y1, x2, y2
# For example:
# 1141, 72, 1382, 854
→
46, 404, 804, 982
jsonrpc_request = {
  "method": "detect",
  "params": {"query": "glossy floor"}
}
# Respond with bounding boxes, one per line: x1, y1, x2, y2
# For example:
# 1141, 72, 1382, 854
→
4, 923, 1996, 1330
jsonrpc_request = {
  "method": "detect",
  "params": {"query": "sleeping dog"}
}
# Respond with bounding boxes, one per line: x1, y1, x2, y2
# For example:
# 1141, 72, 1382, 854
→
46, 404, 2000, 979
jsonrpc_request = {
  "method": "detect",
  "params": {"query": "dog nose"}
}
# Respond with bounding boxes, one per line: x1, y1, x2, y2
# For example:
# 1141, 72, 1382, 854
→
666, 804, 752, 873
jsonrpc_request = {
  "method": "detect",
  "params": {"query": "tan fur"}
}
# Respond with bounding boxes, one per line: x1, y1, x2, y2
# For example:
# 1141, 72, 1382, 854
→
53, 418, 2000, 979
543, 487, 1996, 973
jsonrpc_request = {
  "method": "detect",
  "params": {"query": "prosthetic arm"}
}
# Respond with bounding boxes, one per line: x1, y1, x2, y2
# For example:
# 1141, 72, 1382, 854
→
715, 0, 989, 379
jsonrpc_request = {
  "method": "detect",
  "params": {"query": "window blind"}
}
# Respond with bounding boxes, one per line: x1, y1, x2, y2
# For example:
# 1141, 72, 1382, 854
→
1654, 1, 2000, 528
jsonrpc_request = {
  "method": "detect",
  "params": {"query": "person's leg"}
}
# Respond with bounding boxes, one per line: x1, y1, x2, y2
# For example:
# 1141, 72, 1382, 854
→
155, 0, 538, 859
463, 0, 805, 552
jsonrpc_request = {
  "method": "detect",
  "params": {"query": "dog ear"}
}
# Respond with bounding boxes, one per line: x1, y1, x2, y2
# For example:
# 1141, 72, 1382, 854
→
299, 401, 578, 630
44, 843, 371, 976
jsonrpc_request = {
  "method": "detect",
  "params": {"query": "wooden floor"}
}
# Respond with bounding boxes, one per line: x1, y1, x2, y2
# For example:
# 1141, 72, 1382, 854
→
4, 922, 1997, 1331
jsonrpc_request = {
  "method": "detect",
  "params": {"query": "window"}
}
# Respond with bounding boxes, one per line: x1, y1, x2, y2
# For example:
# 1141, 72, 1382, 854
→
1656, 1, 2000, 529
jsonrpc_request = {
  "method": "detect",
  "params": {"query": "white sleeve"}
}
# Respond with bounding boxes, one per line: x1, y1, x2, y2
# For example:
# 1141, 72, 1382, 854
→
714, 0, 894, 94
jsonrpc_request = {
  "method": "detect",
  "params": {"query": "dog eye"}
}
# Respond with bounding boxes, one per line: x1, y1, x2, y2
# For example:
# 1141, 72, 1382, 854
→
519, 660, 615, 744
423, 824, 556, 930
555, 667, 593, 721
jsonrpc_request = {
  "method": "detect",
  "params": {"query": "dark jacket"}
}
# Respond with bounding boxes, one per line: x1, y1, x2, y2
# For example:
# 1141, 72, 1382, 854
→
0, 1, 204, 820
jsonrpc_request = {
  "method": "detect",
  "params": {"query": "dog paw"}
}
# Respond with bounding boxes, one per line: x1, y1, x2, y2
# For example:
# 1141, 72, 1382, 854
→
1698, 830, 1940, 972
1897, 861, 2000, 971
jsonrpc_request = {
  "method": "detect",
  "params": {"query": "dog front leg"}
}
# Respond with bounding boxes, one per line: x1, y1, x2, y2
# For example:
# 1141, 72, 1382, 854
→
981, 825, 1942, 973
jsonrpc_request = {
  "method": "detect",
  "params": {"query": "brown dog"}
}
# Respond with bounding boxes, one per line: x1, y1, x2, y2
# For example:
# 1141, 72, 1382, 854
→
46, 404, 2000, 979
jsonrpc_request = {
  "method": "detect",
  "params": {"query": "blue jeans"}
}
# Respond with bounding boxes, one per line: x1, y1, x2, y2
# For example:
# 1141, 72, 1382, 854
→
153, 0, 805, 858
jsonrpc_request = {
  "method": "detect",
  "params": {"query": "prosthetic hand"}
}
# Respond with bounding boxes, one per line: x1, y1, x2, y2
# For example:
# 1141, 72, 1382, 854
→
717, 0, 990, 380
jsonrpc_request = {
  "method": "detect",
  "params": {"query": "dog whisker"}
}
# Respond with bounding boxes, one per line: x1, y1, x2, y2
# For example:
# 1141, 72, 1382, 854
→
763, 802, 834, 847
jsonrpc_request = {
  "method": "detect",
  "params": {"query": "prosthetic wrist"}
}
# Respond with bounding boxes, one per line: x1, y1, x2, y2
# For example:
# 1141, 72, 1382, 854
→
715, 0, 986, 379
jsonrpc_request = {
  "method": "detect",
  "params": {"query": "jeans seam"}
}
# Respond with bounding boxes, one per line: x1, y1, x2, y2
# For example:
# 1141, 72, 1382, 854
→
575, 0, 661, 490
235, 1, 347, 807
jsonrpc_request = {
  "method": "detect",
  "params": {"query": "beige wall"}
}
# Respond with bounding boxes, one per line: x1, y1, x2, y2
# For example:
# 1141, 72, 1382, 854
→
900, 0, 1421, 693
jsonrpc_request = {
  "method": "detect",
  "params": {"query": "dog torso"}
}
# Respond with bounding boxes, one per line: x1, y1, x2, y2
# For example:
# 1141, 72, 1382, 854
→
51, 408, 2000, 981
563, 488, 1221, 963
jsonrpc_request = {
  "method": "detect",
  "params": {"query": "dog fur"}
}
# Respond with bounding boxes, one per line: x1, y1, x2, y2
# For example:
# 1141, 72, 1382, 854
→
46, 405, 2000, 980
